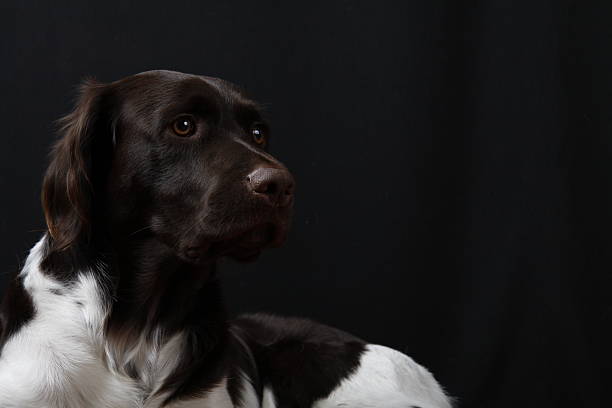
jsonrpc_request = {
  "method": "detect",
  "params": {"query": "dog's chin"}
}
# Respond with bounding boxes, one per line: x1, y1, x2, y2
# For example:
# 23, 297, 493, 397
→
178, 222, 288, 265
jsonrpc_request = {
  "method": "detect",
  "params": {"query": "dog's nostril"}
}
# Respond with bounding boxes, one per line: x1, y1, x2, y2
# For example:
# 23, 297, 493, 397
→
259, 180, 278, 195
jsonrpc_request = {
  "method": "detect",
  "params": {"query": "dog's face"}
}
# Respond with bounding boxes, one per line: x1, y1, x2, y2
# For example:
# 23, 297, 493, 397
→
42, 71, 294, 264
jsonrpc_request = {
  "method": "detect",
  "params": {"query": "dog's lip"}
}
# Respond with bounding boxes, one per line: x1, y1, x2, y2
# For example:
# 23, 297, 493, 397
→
181, 221, 288, 263
225, 247, 262, 262
235, 223, 276, 246
185, 243, 211, 260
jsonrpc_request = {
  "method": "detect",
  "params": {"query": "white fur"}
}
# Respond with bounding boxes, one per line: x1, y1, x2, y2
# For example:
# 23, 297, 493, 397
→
313, 345, 451, 408
261, 386, 277, 408
0, 239, 141, 407
236, 371, 260, 408
0, 238, 235, 408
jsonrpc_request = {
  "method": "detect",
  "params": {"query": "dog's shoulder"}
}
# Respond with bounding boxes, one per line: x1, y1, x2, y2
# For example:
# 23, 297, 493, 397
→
0, 238, 142, 408
232, 313, 451, 408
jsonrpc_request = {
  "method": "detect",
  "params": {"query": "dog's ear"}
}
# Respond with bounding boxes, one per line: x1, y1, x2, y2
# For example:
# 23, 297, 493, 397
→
42, 80, 114, 251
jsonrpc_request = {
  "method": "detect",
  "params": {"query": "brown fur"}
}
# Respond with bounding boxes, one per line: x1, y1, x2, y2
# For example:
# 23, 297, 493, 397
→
42, 80, 108, 251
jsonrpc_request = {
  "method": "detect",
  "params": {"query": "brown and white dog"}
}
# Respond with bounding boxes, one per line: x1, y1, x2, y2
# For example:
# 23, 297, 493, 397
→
0, 70, 451, 408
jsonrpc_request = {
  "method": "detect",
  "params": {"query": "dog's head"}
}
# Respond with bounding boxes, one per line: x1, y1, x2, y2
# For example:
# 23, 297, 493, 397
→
42, 70, 294, 264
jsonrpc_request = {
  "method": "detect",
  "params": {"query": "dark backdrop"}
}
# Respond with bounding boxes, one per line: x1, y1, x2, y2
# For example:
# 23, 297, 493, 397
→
1, 1, 611, 407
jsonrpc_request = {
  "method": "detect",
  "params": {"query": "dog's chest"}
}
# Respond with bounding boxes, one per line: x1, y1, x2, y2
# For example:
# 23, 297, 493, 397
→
0, 241, 236, 408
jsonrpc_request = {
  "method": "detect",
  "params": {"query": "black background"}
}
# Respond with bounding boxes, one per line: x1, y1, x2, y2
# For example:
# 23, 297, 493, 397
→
1, 1, 611, 407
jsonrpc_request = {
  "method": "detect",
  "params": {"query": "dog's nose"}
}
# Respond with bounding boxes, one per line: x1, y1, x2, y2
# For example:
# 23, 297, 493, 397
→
247, 167, 295, 207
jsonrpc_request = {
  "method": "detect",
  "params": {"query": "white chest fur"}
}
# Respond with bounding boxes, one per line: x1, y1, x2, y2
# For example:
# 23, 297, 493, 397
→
0, 239, 235, 408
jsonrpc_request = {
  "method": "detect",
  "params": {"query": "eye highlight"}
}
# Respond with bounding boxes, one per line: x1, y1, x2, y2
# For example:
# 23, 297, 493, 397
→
251, 124, 267, 146
172, 116, 196, 137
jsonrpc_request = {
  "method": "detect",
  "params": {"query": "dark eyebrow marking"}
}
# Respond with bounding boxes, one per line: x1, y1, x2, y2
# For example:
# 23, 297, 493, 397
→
234, 102, 266, 126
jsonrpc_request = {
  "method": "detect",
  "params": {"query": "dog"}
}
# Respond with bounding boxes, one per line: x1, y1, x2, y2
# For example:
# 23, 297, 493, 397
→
0, 70, 451, 408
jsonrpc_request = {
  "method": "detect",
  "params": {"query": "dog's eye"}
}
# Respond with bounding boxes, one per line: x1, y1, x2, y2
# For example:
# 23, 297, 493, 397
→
172, 116, 196, 137
251, 125, 266, 146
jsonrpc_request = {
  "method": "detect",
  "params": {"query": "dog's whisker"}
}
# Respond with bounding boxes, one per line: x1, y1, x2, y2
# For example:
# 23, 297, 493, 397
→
127, 225, 153, 237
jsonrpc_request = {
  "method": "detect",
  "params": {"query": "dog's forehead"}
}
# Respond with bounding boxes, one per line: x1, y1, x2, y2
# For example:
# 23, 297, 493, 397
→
120, 70, 257, 108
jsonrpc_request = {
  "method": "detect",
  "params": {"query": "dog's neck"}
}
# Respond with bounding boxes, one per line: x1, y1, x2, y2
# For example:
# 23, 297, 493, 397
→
106, 236, 226, 337
43, 232, 227, 333
39, 233, 234, 401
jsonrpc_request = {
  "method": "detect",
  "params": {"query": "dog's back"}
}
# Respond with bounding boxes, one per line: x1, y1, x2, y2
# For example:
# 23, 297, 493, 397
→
233, 314, 450, 408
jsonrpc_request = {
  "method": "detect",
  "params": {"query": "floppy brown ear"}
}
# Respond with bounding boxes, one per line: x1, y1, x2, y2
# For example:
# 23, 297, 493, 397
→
42, 80, 112, 251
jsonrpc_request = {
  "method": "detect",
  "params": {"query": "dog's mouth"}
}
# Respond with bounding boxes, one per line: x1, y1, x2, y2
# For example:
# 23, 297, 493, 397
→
182, 221, 287, 264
